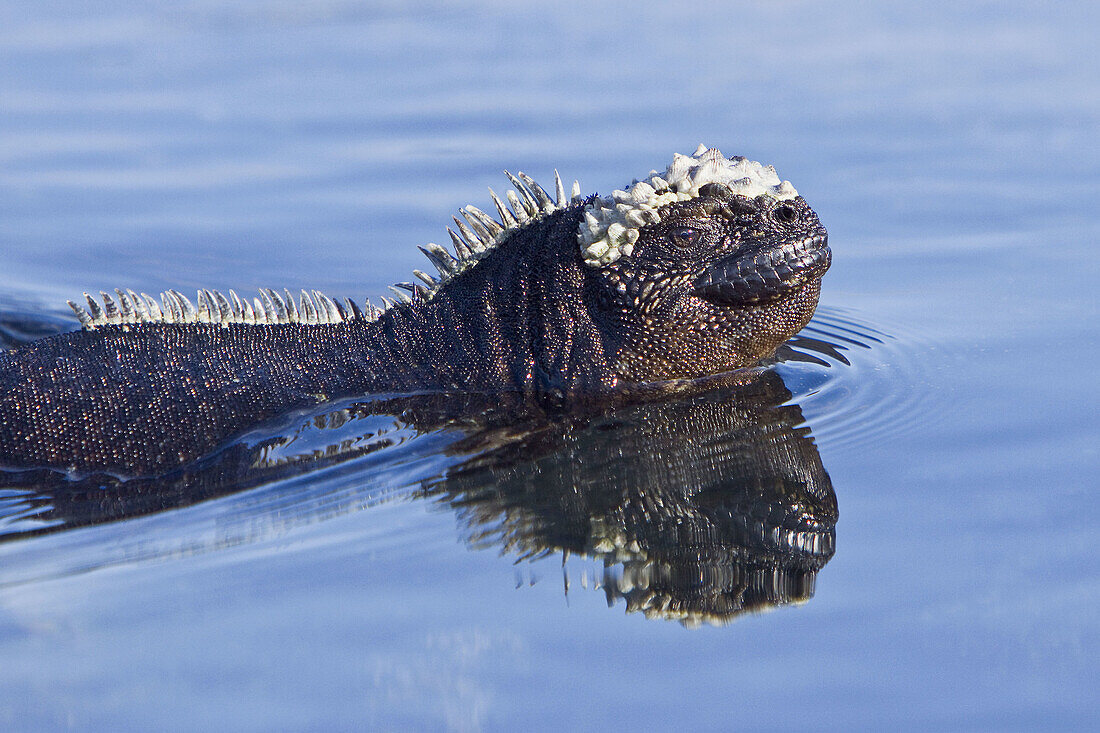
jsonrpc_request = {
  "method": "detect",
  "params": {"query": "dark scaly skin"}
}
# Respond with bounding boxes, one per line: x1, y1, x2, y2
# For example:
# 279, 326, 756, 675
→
0, 187, 828, 477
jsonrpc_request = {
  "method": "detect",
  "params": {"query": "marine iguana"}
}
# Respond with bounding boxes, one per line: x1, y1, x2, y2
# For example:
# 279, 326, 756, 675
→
0, 145, 830, 477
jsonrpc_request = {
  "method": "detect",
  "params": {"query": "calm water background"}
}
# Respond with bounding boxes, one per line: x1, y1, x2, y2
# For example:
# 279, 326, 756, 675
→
1, 1, 1097, 730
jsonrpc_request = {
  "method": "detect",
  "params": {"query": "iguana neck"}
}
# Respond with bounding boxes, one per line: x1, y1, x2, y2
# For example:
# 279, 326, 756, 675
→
368, 205, 616, 395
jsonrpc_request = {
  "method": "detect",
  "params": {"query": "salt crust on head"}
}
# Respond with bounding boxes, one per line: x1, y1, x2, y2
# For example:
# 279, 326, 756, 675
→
578, 144, 799, 267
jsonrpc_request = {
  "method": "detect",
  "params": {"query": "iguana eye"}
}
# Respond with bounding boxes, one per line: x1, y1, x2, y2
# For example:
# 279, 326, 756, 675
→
669, 227, 700, 247
774, 205, 798, 224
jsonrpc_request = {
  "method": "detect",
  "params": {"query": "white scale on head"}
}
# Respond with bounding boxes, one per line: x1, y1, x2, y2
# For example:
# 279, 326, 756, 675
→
577, 144, 799, 267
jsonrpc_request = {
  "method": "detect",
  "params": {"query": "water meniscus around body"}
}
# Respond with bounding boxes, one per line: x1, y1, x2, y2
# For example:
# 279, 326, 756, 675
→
774, 305, 939, 454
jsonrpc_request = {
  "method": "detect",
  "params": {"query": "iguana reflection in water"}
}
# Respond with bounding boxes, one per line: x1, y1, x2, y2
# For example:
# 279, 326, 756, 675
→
0, 365, 835, 626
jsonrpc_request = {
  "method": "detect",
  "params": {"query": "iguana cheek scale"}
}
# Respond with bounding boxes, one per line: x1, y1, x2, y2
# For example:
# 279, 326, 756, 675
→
0, 145, 830, 476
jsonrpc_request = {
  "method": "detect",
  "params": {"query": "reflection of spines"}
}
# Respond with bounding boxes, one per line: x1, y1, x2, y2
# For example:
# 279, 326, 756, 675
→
603, 557, 821, 627
430, 370, 837, 626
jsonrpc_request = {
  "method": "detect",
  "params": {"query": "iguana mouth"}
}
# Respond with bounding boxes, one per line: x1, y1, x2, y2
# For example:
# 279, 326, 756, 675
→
691, 231, 830, 307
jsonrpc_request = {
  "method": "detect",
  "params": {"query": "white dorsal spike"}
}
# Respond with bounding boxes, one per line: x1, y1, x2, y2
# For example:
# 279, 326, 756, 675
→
253, 297, 267, 323
300, 289, 318, 323
199, 289, 213, 322
283, 288, 300, 323
241, 297, 256, 324
204, 289, 221, 321
160, 292, 177, 323
125, 290, 142, 323
452, 216, 485, 250
314, 290, 342, 323
83, 293, 105, 324
459, 211, 492, 245
388, 286, 413, 304
100, 291, 121, 324
170, 290, 196, 322
420, 243, 459, 275
554, 170, 566, 206
308, 290, 327, 323
464, 205, 503, 237
328, 293, 343, 322
321, 299, 339, 322
196, 290, 212, 322
344, 298, 362, 320
412, 269, 437, 287
571, 180, 581, 200
201, 289, 218, 321
258, 289, 277, 324
447, 228, 474, 259
68, 300, 94, 329
266, 288, 288, 323
158, 292, 172, 321
206, 290, 220, 322
506, 190, 530, 222
503, 171, 539, 215
173, 291, 189, 322
228, 289, 244, 318
488, 187, 517, 227
114, 289, 134, 323
270, 289, 287, 323
127, 289, 149, 322
378, 296, 394, 310
129, 293, 144, 323
213, 290, 232, 321
517, 172, 554, 212
197, 289, 211, 321
142, 293, 162, 321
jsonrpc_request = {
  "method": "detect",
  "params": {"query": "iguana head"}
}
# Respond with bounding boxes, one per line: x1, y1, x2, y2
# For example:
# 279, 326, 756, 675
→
577, 145, 830, 383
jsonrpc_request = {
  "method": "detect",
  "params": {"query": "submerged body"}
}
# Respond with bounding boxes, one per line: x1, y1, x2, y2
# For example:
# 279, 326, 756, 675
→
0, 146, 830, 476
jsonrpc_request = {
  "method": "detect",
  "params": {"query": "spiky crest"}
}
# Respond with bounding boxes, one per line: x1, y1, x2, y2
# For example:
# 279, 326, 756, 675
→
68, 288, 383, 331
415, 168, 580, 291
66, 169, 581, 332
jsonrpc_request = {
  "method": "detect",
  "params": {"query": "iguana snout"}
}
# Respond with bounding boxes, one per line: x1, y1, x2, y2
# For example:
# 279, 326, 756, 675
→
692, 228, 830, 307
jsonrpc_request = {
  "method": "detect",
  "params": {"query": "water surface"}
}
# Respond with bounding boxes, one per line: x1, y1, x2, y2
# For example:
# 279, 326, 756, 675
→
0, 1, 1096, 730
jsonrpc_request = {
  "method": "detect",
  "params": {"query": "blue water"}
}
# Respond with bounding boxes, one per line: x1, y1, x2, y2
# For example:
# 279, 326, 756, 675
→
1, 1, 1097, 730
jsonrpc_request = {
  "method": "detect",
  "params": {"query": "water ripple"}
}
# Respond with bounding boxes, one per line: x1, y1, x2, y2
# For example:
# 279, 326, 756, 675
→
776, 305, 935, 452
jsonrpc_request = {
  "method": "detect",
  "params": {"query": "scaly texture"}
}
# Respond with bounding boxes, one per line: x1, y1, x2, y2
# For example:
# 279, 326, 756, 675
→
0, 146, 830, 476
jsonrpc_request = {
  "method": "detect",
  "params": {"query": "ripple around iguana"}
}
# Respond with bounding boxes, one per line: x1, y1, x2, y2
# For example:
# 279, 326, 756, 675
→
0, 145, 830, 477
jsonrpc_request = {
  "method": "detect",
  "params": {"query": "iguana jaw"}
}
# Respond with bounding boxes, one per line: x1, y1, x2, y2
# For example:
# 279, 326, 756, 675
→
691, 230, 830, 307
